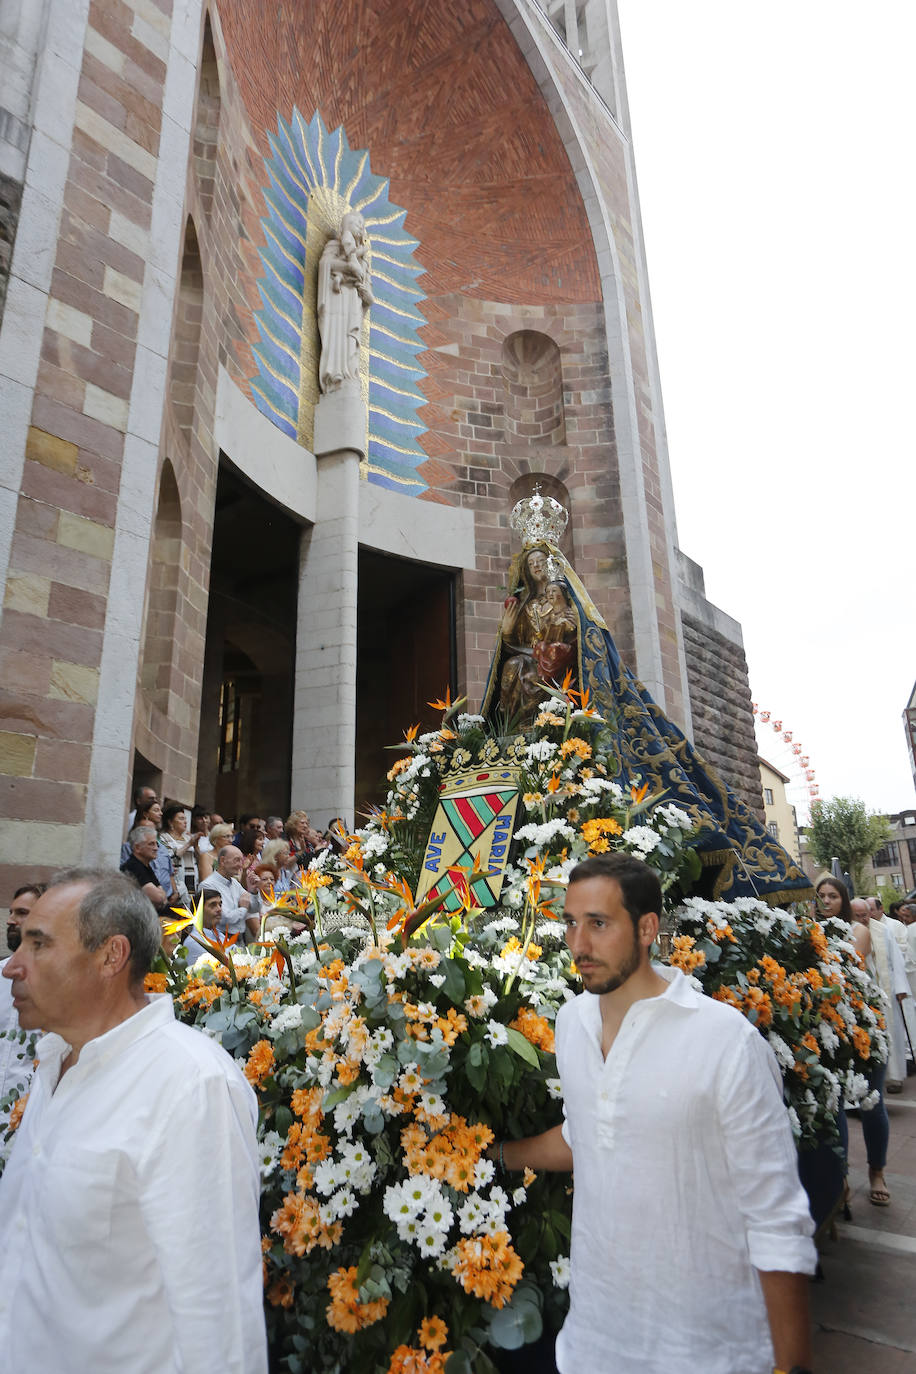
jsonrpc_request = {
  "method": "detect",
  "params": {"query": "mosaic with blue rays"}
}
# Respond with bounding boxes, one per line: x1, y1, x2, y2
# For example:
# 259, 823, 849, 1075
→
250, 110, 429, 495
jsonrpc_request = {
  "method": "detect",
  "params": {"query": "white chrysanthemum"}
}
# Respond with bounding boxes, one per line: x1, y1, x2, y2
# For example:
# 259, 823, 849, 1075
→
269, 1002, 304, 1037
514, 818, 576, 848
384, 1175, 440, 1223
473, 1159, 495, 1188
622, 825, 661, 855
485, 1021, 509, 1047
398, 1064, 423, 1094
545, 1077, 563, 1100
424, 1195, 454, 1234
333, 1085, 370, 1134
581, 777, 624, 801
384, 952, 411, 980
419, 1090, 446, 1118
326, 1186, 359, 1220
457, 1193, 487, 1234
512, 1186, 527, 1206
257, 1130, 284, 1180
313, 1158, 341, 1196
484, 915, 519, 934
655, 803, 692, 830
462, 947, 489, 969
550, 1256, 571, 1288
360, 831, 389, 859
526, 739, 558, 762
416, 1222, 449, 1258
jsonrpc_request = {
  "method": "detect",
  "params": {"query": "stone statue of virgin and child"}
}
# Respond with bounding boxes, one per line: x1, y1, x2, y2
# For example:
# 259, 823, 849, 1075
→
317, 211, 374, 395
482, 488, 810, 904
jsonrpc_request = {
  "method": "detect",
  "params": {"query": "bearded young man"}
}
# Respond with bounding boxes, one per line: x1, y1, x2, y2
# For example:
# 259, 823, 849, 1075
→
493, 853, 817, 1374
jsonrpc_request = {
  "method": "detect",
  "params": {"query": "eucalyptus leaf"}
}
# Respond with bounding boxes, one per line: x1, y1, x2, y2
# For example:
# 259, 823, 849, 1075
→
486, 1297, 542, 1349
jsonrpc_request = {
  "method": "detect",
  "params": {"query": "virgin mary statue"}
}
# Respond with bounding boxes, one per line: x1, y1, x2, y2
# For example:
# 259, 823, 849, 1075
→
482, 489, 811, 905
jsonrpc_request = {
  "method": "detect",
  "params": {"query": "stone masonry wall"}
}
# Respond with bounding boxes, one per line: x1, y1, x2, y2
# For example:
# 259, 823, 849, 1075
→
680, 607, 765, 820
0, 0, 177, 900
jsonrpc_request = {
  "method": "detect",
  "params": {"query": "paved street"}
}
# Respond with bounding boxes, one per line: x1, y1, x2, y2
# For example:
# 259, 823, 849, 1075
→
813, 1072, 916, 1368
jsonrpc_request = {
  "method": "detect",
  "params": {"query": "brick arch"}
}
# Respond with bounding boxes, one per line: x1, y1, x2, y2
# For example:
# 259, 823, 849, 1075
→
215, 0, 600, 305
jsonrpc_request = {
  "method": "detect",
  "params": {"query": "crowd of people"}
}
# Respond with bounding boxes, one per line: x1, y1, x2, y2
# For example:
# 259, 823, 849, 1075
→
814, 878, 916, 1211
117, 784, 348, 937
0, 803, 914, 1371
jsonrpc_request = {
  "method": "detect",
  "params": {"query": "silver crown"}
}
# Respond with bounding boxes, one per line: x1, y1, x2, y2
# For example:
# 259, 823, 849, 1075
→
509, 484, 569, 547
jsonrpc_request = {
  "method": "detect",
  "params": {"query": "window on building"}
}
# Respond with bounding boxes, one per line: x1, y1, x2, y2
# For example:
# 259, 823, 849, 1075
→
908, 838, 916, 867
218, 679, 242, 773
767, 822, 779, 838
873, 841, 899, 868
764, 788, 774, 806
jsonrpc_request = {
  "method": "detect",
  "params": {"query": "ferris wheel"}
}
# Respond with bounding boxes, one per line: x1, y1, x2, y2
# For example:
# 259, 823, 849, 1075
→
752, 704, 819, 827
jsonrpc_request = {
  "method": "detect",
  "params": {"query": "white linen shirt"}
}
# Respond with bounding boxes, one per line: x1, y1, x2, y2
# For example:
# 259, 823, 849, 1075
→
554, 965, 816, 1374
0, 994, 267, 1374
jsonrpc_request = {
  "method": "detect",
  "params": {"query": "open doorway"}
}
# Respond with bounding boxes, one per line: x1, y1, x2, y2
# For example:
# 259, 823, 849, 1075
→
197, 462, 300, 822
354, 549, 456, 822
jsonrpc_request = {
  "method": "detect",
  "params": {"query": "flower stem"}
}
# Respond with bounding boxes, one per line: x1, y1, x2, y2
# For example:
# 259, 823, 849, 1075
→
276, 937, 299, 997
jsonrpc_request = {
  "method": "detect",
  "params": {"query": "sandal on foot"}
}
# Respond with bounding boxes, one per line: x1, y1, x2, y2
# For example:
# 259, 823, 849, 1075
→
869, 1179, 890, 1206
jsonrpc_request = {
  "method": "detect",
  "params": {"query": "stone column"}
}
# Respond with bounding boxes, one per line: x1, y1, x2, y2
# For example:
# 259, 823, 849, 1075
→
291, 387, 364, 828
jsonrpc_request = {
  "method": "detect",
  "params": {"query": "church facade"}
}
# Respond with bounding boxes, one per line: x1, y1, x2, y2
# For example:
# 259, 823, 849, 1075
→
0, 0, 760, 899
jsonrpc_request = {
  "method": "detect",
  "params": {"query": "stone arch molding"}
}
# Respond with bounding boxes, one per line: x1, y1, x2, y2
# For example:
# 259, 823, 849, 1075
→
141, 460, 183, 711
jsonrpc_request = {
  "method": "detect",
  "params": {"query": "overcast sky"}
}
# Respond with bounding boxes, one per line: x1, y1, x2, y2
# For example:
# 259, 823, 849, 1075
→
615, 0, 915, 818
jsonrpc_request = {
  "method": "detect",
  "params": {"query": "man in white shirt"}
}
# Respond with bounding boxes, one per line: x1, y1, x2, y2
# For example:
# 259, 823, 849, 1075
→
855, 896, 911, 1090
868, 896, 916, 1078
200, 844, 262, 939
0, 869, 267, 1374
495, 853, 816, 1374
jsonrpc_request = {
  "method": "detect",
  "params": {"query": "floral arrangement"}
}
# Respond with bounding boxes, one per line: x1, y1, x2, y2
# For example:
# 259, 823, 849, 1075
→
0, 1024, 38, 1167
0, 678, 887, 1371
163, 906, 574, 1372
668, 897, 887, 1149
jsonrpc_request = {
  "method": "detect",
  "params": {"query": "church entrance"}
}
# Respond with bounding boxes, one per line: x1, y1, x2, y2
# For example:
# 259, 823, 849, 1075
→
197, 461, 299, 822
354, 550, 456, 823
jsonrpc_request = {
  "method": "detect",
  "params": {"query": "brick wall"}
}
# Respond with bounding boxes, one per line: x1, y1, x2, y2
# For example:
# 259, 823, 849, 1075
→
412, 295, 633, 708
